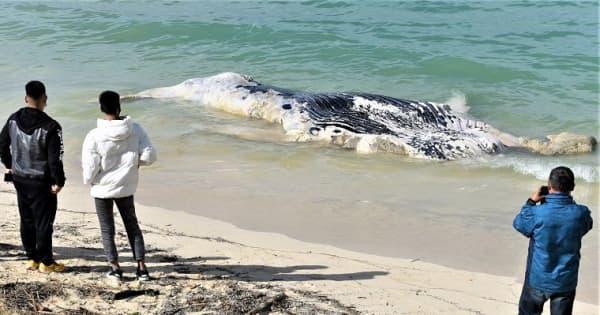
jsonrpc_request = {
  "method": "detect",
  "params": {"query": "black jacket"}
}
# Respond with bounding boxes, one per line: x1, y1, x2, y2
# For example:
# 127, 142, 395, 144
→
0, 107, 65, 186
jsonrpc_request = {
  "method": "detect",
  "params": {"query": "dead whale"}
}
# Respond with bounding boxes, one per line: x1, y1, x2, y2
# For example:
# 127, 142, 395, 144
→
132, 72, 596, 160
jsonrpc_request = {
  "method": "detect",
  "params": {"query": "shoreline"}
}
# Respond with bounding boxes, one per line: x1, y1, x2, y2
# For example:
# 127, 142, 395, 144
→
127, 157, 599, 304
0, 182, 597, 314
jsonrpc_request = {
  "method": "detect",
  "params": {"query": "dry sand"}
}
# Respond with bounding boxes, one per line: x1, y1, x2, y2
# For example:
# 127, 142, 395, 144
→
0, 182, 597, 314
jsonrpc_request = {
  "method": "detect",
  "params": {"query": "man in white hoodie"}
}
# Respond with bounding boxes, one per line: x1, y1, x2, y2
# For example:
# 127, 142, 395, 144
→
82, 90, 156, 281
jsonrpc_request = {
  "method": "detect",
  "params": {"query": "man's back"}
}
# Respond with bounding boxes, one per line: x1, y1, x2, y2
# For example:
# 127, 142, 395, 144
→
81, 116, 156, 199
514, 193, 593, 293
0, 107, 65, 186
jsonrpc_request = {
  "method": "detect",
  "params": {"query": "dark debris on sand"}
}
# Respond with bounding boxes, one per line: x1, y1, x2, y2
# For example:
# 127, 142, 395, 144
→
0, 241, 361, 314
0, 207, 362, 315
0, 281, 101, 315
0, 278, 358, 315
157, 281, 360, 315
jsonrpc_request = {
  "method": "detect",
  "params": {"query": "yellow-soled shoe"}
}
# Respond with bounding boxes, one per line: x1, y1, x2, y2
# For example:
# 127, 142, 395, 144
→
26, 260, 40, 271
39, 262, 65, 273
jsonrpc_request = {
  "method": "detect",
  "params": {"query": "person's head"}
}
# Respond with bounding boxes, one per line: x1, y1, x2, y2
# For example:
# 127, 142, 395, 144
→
548, 166, 575, 194
25, 81, 47, 110
99, 90, 121, 118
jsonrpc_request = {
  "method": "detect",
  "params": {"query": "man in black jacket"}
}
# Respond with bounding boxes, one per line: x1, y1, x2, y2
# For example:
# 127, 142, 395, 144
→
0, 81, 66, 272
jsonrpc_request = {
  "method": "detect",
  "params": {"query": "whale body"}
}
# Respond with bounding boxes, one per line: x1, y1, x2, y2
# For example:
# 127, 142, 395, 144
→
133, 72, 596, 160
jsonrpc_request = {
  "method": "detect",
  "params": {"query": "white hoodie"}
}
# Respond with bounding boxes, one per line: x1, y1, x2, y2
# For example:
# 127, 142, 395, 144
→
82, 116, 157, 198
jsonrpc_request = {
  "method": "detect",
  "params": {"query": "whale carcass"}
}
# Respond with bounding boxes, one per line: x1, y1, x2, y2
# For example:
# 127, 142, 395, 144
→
132, 72, 596, 160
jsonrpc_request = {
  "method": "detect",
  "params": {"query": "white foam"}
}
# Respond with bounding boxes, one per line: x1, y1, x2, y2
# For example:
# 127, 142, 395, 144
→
445, 90, 470, 114
462, 155, 599, 183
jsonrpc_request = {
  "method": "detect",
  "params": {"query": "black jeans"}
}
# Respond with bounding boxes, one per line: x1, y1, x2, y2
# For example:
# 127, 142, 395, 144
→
519, 284, 576, 315
94, 196, 145, 263
13, 181, 57, 265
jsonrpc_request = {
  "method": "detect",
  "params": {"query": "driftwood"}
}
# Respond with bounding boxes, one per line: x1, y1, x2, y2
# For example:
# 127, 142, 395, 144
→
247, 293, 287, 315
113, 289, 160, 300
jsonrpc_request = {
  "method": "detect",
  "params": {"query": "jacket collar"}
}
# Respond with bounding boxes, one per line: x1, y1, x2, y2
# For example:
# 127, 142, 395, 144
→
544, 193, 574, 204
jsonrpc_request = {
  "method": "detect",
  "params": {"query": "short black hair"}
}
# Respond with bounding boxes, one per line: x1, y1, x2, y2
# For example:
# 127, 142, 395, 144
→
99, 90, 121, 115
25, 81, 46, 100
549, 166, 575, 193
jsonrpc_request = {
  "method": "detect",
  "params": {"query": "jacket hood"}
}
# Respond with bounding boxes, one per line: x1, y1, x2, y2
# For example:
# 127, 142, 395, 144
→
96, 116, 133, 141
14, 107, 53, 134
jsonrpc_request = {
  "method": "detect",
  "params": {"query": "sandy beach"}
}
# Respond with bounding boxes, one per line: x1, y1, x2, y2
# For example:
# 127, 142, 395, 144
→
0, 181, 597, 315
0, 1, 598, 314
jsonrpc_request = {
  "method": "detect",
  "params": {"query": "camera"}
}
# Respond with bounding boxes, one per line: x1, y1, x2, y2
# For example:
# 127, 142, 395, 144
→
540, 186, 549, 196
4, 172, 13, 182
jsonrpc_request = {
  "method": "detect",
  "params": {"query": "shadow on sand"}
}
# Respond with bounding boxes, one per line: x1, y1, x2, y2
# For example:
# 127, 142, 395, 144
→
1, 243, 389, 283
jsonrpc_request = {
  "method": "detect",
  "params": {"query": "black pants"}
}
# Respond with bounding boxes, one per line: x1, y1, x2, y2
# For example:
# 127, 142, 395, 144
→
94, 196, 145, 263
519, 284, 576, 315
13, 181, 57, 265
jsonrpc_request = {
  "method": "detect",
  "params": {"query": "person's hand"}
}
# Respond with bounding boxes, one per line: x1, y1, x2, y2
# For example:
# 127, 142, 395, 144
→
530, 187, 544, 203
51, 185, 62, 194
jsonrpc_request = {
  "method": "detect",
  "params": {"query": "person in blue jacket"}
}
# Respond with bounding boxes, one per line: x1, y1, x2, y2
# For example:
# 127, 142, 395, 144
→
513, 166, 593, 315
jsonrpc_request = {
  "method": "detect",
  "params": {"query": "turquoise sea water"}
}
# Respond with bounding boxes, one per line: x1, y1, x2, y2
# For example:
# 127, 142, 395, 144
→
0, 0, 598, 180
0, 1, 598, 302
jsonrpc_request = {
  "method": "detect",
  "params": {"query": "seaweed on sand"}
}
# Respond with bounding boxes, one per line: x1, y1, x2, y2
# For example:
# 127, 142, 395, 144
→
0, 281, 101, 315
156, 281, 359, 315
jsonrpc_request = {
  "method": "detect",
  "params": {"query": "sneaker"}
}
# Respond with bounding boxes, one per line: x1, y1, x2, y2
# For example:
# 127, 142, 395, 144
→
26, 260, 40, 271
136, 268, 151, 282
106, 268, 123, 281
39, 262, 65, 273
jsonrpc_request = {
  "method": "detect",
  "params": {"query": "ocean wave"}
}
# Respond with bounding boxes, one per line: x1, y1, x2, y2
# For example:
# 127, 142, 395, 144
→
444, 90, 469, 114
463, 155, 599, 183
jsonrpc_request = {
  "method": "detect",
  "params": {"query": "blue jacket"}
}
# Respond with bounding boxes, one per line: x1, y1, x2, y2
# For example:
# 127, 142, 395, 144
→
513, 193, 593, 293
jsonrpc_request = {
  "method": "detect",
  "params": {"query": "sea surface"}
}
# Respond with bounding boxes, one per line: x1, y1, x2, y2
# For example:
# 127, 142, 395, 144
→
0, 1, 597, 303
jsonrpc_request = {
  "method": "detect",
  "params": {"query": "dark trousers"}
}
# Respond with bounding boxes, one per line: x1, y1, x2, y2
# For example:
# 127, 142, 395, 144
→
13, 181, 57, 265
519, 284, 576, 315
94, 196, 145, 263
